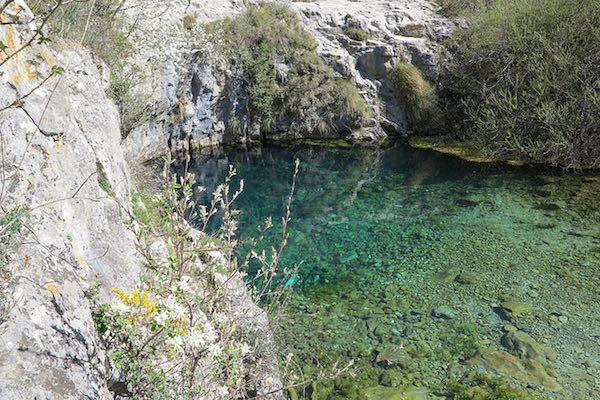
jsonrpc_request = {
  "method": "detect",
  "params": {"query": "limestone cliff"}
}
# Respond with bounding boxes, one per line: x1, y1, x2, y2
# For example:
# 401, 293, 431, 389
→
0, 1, 282, 398
122, 0, 454, 162
291, 0, 454, 136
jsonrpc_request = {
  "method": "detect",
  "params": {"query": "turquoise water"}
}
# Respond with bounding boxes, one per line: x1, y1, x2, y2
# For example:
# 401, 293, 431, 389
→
182, 142, 600, 399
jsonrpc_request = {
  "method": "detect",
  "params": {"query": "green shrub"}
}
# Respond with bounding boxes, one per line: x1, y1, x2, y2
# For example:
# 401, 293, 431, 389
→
209, 3, 371, 136
393, 63, 442, 134
344, 27, 370, 42
446, 0, 600, 168
436, 0, 493, 17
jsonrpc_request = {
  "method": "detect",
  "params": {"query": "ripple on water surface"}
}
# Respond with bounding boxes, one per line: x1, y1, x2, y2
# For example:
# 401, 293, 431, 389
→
179, 143, 600, 400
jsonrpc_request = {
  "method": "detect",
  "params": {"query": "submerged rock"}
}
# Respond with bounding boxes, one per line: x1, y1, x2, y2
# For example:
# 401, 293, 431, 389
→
501, 331, 557, 362
363, 385, 430, 400
499, 301, 534, 319
376, 345, 411, 369
432, 306, 457, 320
433, 266, 461, 282
380, 369, 405, 387
469, 349, 561, 392
455, 271, 480, 285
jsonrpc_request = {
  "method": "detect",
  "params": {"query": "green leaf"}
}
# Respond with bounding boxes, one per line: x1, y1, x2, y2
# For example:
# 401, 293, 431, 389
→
51, 65, 65, 75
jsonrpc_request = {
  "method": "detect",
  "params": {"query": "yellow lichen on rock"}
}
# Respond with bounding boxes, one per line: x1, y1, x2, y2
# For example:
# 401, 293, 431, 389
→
43, 282, 61, 296
41, 48, 56, 68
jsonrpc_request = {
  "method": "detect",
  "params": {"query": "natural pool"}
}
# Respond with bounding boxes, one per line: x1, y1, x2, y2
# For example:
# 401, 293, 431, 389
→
181, 142, 600, 399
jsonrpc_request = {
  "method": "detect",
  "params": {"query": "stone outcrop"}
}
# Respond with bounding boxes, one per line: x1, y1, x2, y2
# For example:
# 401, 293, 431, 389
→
291, 0, 454, 136
0, 1, 282, 398
0, 3, 139, 398
121, 0, 249, 162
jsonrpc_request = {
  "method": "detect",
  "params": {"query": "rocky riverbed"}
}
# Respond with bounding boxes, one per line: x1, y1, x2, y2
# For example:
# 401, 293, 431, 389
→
186, 143, 600, 399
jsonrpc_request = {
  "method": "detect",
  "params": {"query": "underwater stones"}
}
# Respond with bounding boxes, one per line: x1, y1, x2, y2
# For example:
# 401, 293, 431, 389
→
501, 331, 557, 362
499, 301, 534, 319
469, 349, 561, 392
431, 306, 456, 320
362, 386, 430, 400
376, 345, 411, 369
380, 369, 405, 387
447, 372, 539, 399
455, 271, 479, 285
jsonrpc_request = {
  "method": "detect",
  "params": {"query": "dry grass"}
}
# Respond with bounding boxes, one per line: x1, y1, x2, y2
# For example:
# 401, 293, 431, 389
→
393, 63, 441, 134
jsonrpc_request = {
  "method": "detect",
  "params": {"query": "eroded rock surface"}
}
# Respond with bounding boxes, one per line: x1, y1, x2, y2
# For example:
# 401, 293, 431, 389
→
291, 0, 454, 136
0, 2, 139, 398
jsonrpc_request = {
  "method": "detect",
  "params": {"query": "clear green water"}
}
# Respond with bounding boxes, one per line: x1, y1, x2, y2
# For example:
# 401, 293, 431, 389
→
183, 142, 600, 399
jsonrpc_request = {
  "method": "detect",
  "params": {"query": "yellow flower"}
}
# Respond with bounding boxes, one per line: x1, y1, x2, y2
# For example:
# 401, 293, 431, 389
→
112, 287, 158, 316
111, 288, 128, 304
131, 290, 140, 306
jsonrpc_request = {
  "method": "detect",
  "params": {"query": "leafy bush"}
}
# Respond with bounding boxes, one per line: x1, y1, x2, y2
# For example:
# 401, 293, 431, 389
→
209, 3, 371, 137
436, 0, 493, 17
446, 0, 600, 168
393, 63, 442, 134
92, 157, 302, 398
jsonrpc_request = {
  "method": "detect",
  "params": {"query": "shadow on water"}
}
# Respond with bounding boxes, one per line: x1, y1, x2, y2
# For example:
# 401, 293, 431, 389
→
174, 142, 600, 399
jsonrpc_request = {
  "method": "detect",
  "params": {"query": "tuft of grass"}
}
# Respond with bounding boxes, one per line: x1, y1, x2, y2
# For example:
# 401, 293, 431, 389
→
344, 27, 370, 42
445, 0, 600, 168
208, 3, 371, 137
182, 14, 197, 31
393, 63, 442, 134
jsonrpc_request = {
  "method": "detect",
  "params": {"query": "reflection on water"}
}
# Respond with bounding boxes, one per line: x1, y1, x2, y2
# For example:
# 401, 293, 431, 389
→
180, 142, 600, 399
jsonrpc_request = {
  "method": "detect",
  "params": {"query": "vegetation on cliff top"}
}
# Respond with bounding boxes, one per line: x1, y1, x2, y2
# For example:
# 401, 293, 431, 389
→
444, 0, 600, 168
208, 3, 371, 138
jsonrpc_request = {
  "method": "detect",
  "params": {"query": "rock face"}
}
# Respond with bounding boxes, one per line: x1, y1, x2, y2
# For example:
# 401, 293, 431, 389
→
0, 2, 282, 398
0, 3, 139, 398
121, 0, 249, 162
291, 0, 454, 136
122, 0, 454, 162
